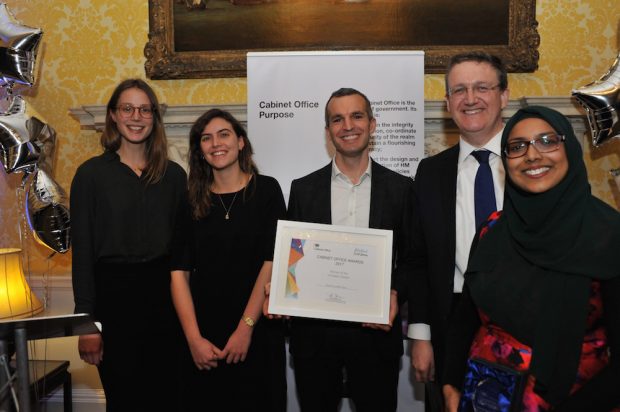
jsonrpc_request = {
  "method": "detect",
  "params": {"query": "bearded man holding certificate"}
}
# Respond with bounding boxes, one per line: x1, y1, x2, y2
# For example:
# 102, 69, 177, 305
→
285, 87, 415, 412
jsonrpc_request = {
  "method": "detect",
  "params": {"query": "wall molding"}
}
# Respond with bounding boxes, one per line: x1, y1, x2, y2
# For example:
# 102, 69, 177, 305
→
69, 97, 589, 137
69, 97, 590, 172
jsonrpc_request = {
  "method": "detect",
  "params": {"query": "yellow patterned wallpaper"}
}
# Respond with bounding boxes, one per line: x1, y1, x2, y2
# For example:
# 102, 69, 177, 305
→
1, 0, 619, 274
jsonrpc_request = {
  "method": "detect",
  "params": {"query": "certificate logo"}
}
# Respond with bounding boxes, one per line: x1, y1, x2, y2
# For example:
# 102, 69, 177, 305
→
312, 243, 331, 252
353, 248, 368, 257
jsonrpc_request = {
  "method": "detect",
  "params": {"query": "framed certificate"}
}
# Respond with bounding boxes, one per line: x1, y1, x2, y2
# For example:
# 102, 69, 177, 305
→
268, 220, 393, 324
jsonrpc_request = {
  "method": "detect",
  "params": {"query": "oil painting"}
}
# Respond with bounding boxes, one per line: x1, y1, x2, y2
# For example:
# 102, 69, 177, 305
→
145, 0, 539, 79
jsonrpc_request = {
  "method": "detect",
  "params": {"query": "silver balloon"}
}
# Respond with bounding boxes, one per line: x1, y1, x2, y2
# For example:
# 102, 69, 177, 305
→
26, 168, 70, 254
0, 109, 44, 174
572, 52, 620, 146
27, 112, 56, 174
0, 3, 42, 86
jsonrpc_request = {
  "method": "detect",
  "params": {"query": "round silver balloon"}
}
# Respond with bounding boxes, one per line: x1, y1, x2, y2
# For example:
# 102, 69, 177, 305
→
572, 52, 620, 147
25, 168, 70, 254
0, 3, 42, 86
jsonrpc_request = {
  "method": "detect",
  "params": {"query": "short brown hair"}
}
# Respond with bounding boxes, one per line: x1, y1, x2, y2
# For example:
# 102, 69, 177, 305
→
324, 87, 374, 127
445, 52, 508, 95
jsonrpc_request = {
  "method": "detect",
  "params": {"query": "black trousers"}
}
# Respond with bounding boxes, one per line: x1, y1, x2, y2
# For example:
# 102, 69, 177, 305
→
425, 292, 463, 412
95, 259, 182, 412
293, 325, 400, 412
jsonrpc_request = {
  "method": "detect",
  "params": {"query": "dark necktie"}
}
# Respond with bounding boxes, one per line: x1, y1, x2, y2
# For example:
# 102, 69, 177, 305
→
472, 150, 496, 229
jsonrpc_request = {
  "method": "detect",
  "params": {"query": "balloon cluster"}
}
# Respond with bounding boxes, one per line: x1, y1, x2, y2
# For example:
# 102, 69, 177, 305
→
572, 52, 620, 147
0, 4, 70, 254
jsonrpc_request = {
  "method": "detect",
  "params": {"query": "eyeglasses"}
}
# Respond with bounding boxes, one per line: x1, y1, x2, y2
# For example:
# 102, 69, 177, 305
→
447, 83, 501, 99
116, 104, 154, 119
503, 133, 566, 159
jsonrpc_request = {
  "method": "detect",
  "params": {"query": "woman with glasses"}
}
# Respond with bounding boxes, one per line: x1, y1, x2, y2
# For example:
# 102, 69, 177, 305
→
443, 106, 620, 412
170, 109, 287, 411
71, 79, 186, 410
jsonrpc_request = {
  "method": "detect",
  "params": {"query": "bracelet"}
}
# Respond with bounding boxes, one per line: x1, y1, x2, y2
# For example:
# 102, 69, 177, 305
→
242, 316, 255, 328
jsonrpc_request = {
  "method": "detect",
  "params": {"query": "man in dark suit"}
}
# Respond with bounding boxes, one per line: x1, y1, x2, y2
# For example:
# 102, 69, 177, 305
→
407, 52, 509, 411
287, 87, 414, 412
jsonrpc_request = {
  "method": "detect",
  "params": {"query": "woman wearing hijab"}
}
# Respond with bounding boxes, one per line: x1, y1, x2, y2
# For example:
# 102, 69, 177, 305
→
442, 106, 620, 412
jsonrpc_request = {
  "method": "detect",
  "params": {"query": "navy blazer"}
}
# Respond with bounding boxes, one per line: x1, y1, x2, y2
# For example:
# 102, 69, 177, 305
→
287, 159, 414, 359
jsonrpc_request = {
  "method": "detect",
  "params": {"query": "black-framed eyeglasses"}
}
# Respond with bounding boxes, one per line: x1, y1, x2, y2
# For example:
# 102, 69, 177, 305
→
447, 83, 501, 99
116, 104, 154, 119
503, 133, 566, 159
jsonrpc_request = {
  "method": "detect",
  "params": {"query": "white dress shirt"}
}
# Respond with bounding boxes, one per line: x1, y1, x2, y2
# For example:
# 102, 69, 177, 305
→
407, 129, 505, 340
453, 130, 505, 293
330, 158, 372, 228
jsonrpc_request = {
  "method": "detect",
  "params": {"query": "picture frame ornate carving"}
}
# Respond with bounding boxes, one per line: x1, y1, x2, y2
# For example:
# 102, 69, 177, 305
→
145, 0, 539, 79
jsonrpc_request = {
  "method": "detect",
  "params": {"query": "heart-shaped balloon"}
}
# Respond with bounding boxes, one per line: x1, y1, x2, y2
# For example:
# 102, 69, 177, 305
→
572, 52, 620, 146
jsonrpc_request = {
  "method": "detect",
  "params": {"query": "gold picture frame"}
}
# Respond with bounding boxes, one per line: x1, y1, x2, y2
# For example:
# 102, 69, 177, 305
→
145, 0, 539, 79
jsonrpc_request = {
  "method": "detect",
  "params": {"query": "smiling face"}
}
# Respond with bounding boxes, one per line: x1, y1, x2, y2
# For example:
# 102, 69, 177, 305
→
325, 94, 376, 159
199, 117, 245, 172
446, 61, 508, 146
110, 87, 154, 146
505, 117, 569, 194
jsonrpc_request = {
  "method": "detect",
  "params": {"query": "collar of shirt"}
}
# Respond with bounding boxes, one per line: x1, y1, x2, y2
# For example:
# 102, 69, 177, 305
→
330, 157, 372, 185
330, 157, 372, 228
457, 128, 503, 165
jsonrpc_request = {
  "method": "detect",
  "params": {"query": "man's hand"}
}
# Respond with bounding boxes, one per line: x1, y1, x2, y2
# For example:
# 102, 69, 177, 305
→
443, 384, 461, 412
78, 333, 103, 366
262, 282, 289, 320
411, 339, 435, 382
363, 290, 398, 332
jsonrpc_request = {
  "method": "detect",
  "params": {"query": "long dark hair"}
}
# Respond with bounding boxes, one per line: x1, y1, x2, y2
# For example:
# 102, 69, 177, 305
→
187, 109, 257, 219
101, 78, 168, 184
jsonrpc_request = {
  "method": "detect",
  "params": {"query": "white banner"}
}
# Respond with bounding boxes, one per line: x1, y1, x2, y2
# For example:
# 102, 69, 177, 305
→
247, 51, 424, 199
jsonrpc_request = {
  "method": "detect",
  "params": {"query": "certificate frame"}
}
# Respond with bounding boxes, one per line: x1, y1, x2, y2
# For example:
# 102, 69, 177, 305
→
268, 220, 393, 324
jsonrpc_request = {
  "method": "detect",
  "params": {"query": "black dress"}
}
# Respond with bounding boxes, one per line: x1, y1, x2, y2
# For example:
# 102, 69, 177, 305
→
71, 151, 187, 411
172, 174, 287, 411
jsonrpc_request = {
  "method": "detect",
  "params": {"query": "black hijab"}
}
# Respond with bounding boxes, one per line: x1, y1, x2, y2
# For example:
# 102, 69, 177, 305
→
467, 105, 620, 404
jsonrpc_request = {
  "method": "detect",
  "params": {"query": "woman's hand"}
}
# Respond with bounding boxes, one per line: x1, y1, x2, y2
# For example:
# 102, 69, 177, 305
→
443, 384, 461, 412
78, 333, 103, 365
220, 321, 253, 364
188, 336, 223, 371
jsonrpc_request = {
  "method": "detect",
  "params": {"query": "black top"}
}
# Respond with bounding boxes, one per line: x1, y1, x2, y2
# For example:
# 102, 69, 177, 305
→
70, 151, 187, 314
171, 174, 286, 348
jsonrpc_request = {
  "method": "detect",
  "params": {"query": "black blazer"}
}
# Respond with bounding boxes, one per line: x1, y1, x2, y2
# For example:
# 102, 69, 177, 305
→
287, 160, 414, 359
408, 144, 460, 360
